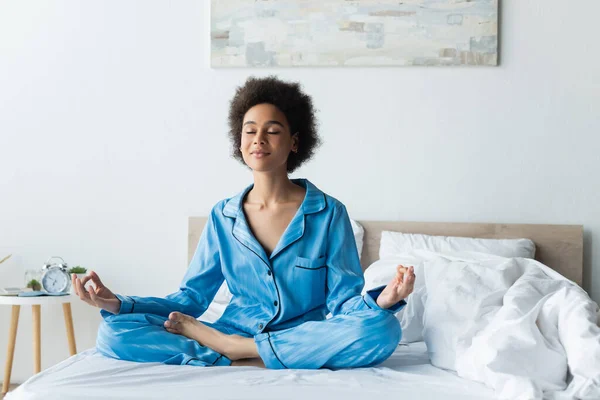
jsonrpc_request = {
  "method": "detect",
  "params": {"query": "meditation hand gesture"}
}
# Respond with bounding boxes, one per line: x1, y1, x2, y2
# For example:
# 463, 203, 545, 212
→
72, 271, 121, 315
376, 265, 416, 310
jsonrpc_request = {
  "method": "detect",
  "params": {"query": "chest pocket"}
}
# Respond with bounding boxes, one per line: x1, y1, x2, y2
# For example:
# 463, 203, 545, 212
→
295, 255, 326, 269
294, 255, 327, 308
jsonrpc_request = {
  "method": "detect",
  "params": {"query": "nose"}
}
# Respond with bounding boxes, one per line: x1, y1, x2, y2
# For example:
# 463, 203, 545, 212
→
254, 130, 267, 145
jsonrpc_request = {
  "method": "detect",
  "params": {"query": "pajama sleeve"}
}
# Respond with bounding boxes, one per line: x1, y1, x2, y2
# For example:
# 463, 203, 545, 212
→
101, 207, 225, 319
325, 203, 406, 316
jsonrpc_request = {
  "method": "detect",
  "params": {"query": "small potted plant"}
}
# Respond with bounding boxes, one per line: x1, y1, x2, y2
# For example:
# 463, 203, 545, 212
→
26, 279, 42, 291
68, 266, 88, 293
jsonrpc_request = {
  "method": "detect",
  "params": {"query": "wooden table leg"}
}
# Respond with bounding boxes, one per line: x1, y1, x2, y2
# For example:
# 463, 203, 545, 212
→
32, 304, 41, 374
62, 303, 77, 355
2, 305, 20, 395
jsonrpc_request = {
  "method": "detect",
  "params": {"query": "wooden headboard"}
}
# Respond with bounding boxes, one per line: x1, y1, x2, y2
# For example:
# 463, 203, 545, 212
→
188, 218, 584, 286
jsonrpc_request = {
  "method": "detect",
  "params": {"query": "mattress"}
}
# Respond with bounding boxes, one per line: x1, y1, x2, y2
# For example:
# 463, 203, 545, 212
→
6, 341, 496, 400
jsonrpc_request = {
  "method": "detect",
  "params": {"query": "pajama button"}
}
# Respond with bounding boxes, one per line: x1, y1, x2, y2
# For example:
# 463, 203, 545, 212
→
274, 301, 278, 307
267, 270, 272, 276
258, 323, 264, 329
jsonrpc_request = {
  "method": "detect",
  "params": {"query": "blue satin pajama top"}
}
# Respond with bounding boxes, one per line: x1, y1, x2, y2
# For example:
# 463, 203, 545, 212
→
111, 178, 404, 335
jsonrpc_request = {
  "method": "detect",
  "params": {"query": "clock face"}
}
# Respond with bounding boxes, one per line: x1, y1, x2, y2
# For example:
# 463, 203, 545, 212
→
42, 268, 69, 293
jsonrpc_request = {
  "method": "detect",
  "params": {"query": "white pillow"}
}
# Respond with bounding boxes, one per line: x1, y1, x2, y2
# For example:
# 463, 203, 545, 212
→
362, 250, 522, 345
212, 280, 232, 305
379, 231, 536, 260
211, 218, 365, 306
350, 219, 364, 260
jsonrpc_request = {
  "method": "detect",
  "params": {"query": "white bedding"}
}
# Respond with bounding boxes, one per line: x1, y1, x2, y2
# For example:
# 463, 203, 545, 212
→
6, 342, 496, 400
364, 251, 600, 400
8, 250, 599, 400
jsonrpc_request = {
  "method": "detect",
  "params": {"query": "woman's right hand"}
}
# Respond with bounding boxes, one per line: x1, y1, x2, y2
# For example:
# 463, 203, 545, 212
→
72, 271, 121, 315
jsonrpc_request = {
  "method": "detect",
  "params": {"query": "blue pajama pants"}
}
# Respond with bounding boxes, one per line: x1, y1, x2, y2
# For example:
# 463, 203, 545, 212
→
96, 309, 401, 369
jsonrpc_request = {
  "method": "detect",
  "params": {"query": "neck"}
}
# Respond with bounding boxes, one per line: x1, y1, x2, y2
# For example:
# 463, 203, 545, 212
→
247, 168, 299, 207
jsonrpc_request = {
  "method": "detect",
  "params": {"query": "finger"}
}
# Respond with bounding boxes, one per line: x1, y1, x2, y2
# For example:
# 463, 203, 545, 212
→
86, 286, 98, 307
74, 278, 96, 307
76, 278, 91, 302
80, 274, 94, 290
71, 274, 78, 296
396, 271, 405, 285
87, 285, 105, 308
87, 285, 98, 303
396, 265, 408, 273
89, 271, 105, 289
78, 288, 95, 307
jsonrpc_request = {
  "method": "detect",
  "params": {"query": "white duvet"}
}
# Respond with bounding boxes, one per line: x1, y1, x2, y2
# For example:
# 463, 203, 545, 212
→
363, 251, 600, 400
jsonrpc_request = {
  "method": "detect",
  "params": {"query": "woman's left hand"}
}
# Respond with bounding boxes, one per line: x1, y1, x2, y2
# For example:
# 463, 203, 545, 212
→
376, 265, 416, 309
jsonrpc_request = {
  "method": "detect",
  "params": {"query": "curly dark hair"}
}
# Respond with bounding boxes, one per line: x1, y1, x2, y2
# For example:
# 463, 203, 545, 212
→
228, 75, 321, 173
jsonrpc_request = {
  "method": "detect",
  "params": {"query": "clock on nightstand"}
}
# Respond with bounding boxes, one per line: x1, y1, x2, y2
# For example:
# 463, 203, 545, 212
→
41, 256, 72, 294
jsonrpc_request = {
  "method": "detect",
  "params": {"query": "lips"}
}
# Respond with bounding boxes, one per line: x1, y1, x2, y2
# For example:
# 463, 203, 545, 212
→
251, 151, 270, 158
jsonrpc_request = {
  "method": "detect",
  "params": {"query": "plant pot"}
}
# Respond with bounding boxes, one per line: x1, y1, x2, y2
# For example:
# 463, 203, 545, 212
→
70, 273, 87, 294
24, 269, 43, 291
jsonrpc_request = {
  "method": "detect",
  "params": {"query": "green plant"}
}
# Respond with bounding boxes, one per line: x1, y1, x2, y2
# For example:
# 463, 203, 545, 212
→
27, 279, 41, 291
68, 266, 87, 274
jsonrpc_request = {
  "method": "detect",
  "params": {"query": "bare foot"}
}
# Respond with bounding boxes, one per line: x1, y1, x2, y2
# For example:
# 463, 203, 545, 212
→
164, 312, 257, 361
231, 358, 266, 368
164, 312, 232, 354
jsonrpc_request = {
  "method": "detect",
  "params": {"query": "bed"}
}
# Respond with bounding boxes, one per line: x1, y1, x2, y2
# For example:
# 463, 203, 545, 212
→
7, 219, 589, 400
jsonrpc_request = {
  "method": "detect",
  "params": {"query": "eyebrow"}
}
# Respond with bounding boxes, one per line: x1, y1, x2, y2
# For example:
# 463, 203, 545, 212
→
243, 120, 285, 128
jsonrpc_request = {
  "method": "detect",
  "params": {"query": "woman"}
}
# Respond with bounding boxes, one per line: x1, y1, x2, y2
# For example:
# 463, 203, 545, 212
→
74, 76, 416, 369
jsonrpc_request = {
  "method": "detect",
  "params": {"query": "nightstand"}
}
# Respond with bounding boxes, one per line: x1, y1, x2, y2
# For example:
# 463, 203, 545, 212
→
0, 294, 77, 395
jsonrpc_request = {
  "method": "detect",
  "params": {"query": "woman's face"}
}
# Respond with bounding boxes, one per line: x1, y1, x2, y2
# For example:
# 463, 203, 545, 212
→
240, 103, 298, 173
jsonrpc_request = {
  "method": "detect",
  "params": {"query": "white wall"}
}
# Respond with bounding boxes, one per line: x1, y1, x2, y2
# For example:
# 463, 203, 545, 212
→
1, 0, 599, 384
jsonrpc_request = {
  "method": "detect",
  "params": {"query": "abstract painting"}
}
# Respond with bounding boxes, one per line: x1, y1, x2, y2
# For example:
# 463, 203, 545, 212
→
211, 0, 498, 67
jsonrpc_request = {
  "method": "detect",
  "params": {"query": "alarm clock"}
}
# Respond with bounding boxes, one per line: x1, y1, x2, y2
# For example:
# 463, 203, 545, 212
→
41, 256, 71, 294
